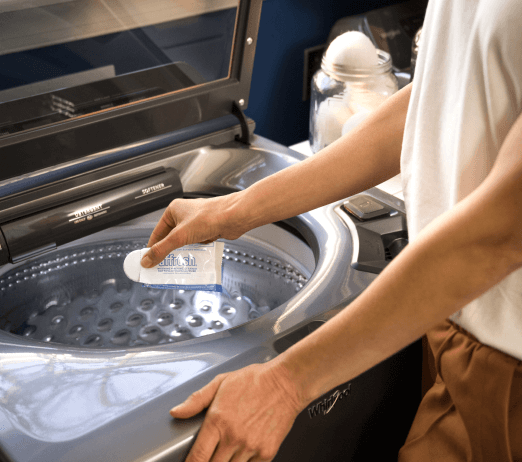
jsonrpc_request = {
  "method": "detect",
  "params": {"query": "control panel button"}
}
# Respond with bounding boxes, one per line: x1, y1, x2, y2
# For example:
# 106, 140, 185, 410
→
342, 195, 389, 220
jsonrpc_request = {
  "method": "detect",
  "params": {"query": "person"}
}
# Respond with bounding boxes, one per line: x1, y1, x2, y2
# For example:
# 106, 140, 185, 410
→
140, 0, 522, 460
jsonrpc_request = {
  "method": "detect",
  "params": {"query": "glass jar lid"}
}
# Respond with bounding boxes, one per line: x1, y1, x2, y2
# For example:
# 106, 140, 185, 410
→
321, 49, 393, 81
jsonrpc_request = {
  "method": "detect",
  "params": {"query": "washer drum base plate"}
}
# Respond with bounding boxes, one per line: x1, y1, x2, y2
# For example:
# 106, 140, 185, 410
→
0, 232, 310, 348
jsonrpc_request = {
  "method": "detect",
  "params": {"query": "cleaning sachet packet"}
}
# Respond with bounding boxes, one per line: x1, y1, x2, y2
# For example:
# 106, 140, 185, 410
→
123, 242, 224, 291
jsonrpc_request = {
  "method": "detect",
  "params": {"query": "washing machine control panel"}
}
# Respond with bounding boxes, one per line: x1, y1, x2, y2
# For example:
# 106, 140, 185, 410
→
337, 193, 408, 274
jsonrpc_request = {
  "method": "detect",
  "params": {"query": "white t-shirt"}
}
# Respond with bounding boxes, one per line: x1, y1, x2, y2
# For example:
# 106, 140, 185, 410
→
401, 0, 522, 359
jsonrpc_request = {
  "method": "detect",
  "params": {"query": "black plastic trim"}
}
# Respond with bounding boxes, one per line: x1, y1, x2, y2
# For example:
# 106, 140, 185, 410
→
0, 167, 166, 225
0, 229, 9, 265
231, 102, 251, 145
0, 168, 182, 264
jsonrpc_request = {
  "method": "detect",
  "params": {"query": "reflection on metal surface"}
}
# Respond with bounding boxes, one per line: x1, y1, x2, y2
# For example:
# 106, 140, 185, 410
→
334, 204, 360, 266
141, 434, 196, 462
272, 211, 346, 332
0, 350, 209, 441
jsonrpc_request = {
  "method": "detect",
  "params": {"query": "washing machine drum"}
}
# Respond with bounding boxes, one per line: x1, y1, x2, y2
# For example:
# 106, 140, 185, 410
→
0, 222, 312, 348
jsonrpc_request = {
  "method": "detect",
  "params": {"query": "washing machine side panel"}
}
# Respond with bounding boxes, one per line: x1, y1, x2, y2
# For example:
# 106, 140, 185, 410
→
273, 341, 422, 462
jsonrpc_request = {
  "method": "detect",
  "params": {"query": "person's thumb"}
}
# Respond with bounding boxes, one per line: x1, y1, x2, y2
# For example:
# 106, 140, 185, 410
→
141, 228, 188, 268
170, 374, 227, 419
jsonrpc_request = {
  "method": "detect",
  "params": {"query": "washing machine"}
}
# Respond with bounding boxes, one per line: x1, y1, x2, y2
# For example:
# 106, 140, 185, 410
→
0, 1, 422, 461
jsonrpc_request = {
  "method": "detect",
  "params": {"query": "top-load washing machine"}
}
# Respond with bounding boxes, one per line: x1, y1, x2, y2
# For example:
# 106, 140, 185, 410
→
0, 1, 422, 461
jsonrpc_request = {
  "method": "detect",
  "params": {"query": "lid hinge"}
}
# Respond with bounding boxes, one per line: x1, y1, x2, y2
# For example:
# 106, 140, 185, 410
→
231, 102, 251, 145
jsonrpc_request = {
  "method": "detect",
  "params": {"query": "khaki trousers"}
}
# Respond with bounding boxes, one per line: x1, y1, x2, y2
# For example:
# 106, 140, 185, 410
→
399, 320, 522, 462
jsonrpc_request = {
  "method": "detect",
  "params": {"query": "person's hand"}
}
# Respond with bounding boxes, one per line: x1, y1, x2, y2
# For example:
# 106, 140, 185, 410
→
141, 194, 248, 268
170, 361, 305, 462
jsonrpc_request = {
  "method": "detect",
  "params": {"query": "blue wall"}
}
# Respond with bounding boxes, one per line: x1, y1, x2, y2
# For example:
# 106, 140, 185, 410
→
245, 0, 404, 146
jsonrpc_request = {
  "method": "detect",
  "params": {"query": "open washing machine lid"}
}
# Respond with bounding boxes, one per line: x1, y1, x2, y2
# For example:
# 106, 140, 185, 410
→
0, 0, 260, 174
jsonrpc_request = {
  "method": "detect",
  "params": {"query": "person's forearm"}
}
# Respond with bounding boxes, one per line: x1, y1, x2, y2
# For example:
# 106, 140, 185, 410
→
234, 83, 412, 230
139, 83, 411, 265
274, 151, 522, 404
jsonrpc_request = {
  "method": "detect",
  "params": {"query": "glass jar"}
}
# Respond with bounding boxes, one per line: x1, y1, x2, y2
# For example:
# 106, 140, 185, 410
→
309, 49, 398, 153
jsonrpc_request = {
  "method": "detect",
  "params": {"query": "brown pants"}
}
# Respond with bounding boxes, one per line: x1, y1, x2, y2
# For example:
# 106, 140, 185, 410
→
399, 320, 522, 462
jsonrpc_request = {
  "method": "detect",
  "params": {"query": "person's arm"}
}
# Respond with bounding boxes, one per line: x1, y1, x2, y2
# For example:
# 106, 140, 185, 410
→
278, 109, 522, 401
141, 83, 412, 267
170, 112, 522, 462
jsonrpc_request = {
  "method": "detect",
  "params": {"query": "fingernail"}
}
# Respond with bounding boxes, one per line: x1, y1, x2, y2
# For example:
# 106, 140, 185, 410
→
141, 253, 153, 268
169, 406, 179, 416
